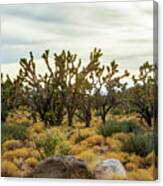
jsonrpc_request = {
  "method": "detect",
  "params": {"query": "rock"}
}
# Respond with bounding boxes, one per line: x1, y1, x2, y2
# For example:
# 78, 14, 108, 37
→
28, 156, 94, 179
95, 159, 127, 179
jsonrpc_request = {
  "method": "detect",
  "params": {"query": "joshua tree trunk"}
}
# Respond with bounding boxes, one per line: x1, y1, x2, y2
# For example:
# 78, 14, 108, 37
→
85, 111, 91, 128
101, 113, 106, 126
67, 111, 73, 127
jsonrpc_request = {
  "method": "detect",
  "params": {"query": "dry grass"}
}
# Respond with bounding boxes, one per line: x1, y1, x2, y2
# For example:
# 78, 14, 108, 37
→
1, 110, 157, 180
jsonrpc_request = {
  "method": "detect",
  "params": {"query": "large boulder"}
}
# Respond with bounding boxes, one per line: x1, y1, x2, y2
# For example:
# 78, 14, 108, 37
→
28, 156, 94, 179
95, 159, 127, 179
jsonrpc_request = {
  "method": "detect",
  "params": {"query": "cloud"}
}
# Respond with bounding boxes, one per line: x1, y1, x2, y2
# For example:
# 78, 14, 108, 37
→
0, 0, 153, 85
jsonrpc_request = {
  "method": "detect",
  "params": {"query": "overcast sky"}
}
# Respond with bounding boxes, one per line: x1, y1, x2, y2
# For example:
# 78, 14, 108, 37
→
0, 1, 153, 80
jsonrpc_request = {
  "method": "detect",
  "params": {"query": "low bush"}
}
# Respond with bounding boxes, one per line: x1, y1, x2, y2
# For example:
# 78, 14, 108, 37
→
2, 160, 21, 177
34, 129, 71, 158
121, 132, 156, 156
105, 137, 122, 151
2, 139, 22, 151
98, 120, 144, 137
1, 123, 28, 143
127, 168, 155, 180
70, 128, 96, 144
101, 151, 129, 164
125, 162, 137, 171
80, 135, 104, 147
25, 157, 38, 168
2, 147, 31, 160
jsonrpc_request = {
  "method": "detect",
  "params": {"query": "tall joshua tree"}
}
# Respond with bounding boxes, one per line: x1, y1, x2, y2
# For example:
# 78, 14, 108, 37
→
54, 48, 102, 127
94, 61, 129, 126
75, 49, 103, 127
18, 50, 65, 126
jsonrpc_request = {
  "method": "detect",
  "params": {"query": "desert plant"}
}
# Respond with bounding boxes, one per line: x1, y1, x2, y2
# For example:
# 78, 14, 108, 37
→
54, 48, 102, 127
121, 132, 157, 156
98, 120, 144, 137
1, 123, 28, 143
34, 129, 71, 158
2, 160, 21, 177
93, 61, 129, 126
126, 62, 157, 127
18, 51, 65, 126
1, 74, 25, 122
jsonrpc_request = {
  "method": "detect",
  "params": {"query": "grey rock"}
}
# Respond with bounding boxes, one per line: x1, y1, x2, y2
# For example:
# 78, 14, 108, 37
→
28, 156, 94, 179
95, 159, 127, 179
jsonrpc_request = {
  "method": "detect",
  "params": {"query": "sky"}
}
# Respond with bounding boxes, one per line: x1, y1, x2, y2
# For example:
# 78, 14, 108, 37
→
0, 1, 153, 82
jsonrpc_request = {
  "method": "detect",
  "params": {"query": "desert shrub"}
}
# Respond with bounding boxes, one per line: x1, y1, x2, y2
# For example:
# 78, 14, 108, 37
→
111, 108, 122, 115
56, 140, 71, 156
70, 144, 87, 155
27, 122, 45, 140
25, 157, 38, 168
6, 109, 33, 125
98, 120, 144, 137
2, 160, 21, 177
77, 149, 101, 172
2, 139, 22, 151
105, 137, 122, 151
101, 151, 129, 164
34, 129, 71, 158
126, 154, 144, 168
1, 123, 28, 143
127, 168, 155, 180
125, 162, 137, 171
121, 132, 156, 156
77, 149, 97, 162
2, 148, 31, 160
112, 132, 131, 141
70, 128, 96, 144
144, 151, 157, 166
80, 135, 104, 147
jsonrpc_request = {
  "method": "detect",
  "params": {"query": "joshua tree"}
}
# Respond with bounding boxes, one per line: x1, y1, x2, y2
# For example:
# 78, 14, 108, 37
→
94, 61, 129, 126
54, 48, 102, 127
18, 50, 65, 126
127, 62, 157, 127
1, 74, 24, 122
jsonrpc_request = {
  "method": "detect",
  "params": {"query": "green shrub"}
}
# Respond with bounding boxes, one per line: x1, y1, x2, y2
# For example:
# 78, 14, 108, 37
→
34, 129, 71, 158
98, 120, 144, 137
121, 132, 157, 156
1, 123, 28, 143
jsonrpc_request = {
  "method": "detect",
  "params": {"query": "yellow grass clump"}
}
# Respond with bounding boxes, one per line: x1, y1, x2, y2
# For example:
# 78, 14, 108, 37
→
76, 149, 101, 172
2, 160, 21, 177
47, 127, 67, 140
3, 148, 31, 160
27, 122, 45, 139
101, 151, 129, 164
30, 149, 42, 159
71, 144, 87, 155
127, 154, 144, 167
144, 151, 156, 166
25, 157, 38, 168
109, 173, 127, 180
80, 135, 104, 147
6, 109, 32, 125
2, 139, 22, 151
125, 162, 137, 171
105, 137, 122, 151
112, 132, 131, 141
127, 168, 155, 181
70, 128, 96, 144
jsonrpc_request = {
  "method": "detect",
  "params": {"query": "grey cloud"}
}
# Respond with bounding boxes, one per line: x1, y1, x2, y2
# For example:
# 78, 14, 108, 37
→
0, 0, 153, 74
